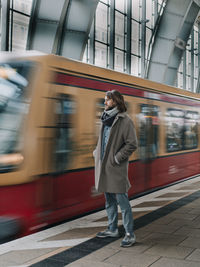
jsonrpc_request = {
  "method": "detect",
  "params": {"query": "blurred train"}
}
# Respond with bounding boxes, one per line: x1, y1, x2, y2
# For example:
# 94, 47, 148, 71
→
0, 51, 200, 241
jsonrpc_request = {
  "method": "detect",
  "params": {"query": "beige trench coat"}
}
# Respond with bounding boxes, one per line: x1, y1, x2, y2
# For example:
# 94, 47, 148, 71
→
93, 112, 138, 193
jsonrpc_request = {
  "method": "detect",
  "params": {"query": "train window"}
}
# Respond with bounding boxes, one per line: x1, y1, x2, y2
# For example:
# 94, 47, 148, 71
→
95, 98, 104, 137
183, 111, 198, 149
54, 94, 76, 171
0, 62, 34, 169
166, 109, 184, 152
138, 104, 159, 161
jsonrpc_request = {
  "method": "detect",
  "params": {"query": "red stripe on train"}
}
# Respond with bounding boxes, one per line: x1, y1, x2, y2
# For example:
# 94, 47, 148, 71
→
55, 72, 200, 107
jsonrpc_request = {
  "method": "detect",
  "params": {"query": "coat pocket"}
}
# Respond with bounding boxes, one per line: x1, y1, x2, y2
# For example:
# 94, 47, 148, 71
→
111, 155, 119, 166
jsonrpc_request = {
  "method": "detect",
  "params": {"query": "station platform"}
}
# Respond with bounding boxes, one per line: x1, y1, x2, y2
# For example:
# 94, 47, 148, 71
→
1, 176, 200, 267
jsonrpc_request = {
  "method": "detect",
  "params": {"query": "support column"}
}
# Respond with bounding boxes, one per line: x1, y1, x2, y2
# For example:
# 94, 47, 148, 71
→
183, 50, 186, 90
89, 21, 95, 65
196, 23, 200, 93
198, 23, 200, 74
190, 29, 194, 92
141, 0, 146, 78
126, 0, 132, 74
1, 0, 10, 51
154, 0, 158, 25
109, 0, 115, 69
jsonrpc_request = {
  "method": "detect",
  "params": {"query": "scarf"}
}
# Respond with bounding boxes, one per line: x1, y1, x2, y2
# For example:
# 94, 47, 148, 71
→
101, 106, 119, 127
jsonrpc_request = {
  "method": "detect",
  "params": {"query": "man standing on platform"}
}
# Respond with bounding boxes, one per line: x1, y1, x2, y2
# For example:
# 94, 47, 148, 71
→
93, 90, 138, 247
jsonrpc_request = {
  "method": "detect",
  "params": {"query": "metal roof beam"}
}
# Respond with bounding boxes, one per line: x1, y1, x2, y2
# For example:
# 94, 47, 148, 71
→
59, 0, 99, 60
27, 0, 99, 60
27, 0, 65, 52
147, 0, 200, 87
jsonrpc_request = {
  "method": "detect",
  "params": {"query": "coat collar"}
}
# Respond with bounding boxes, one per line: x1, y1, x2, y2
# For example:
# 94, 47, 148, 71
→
111, 112, 126, 127
116, 112, 126, 118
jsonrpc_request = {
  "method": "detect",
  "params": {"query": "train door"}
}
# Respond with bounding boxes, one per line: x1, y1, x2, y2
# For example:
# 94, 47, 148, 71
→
137, 103, 159, 191
53, 93, 80, 209
54, 94, 75, 171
